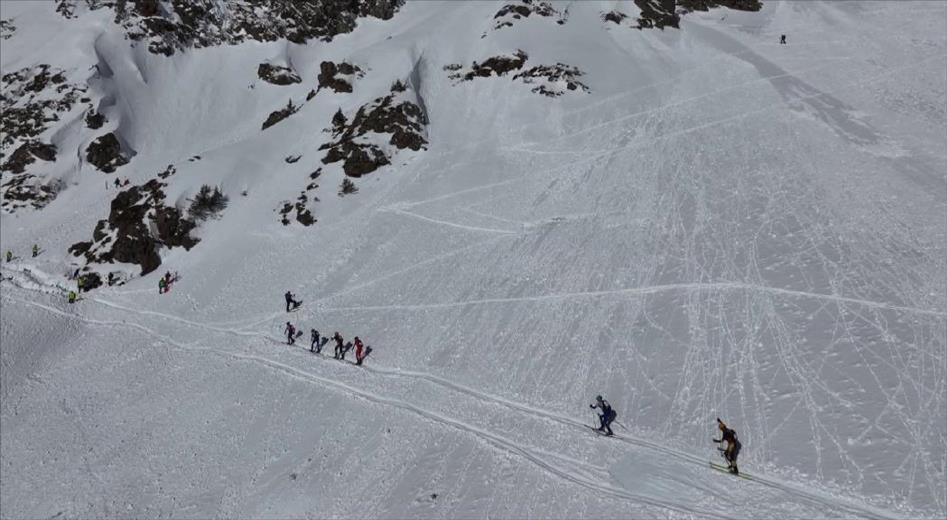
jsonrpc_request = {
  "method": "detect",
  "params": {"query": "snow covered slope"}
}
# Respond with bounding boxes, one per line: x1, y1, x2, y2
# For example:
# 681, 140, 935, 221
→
1, 1, 945, 518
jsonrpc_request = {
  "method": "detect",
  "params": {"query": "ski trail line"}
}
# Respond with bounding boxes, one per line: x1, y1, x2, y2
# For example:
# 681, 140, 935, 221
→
382, 208, 520, 235
4, 287, 911, 519
320, 281, 945, 318
3, 293, 729, 519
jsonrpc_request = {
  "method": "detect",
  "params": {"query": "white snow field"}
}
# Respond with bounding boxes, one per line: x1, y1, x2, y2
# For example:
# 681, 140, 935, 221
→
1, 0, 945, 518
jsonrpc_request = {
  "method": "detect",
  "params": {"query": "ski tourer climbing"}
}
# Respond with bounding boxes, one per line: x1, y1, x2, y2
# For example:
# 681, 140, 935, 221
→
780, 34, 787, 44
333, 332, 344, 359
590, 395, 616, 436
5, 250, 12, 262
285, 322, 297, 345
31, 244, 39, 257
353, 337, 364, 364
285, 291, 300, 312
68, 290, 77, 304
310, 329, 321, 353
713, 418, 741, 475
340, 341, 353, 361
158, 277, 167, 294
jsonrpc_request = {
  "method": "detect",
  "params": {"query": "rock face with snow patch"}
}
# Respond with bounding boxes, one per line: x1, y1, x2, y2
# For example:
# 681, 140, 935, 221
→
85, 133, 130, 173
69, 180, 198, 276
1, 141, 57, 175
262, 99, 301, 130
492, 0, 560, 31
316, 61, 363, 94
320, 81, 427, 178
449, 51, 528, 81
447, 52, 587, 96
1, 65, 85, 151
0, 65, 85, 211
621, 0, 762, 30
513, 64, 588, 97
55, 0, 404, 56
257, 63, 302, 86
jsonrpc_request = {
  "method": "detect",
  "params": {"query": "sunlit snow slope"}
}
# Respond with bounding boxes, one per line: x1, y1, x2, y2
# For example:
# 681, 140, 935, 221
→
1, 1, 945, 518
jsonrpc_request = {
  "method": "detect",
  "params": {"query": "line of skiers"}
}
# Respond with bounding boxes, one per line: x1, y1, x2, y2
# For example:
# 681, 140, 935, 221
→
591, 395, 742, 474
5, 245, 41, 262
283, 323, 372, 366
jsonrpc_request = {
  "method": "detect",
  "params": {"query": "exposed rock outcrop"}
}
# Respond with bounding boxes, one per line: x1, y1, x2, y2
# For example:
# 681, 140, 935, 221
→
622, 0, 762, 30
258, 63, 302, 85
492, 1, 559, 31
1, 141, 57, 174
513, 64, 588, 97
86, 132, 129, 173
447, 52, 588, 97
55, 0, 404, 56
316, 61, 363, 94
1, 65, 85, 150
69, 179, 199, 276
0, 18, 15, 39
262, 99, 300, 130
320, 83, 427, 178
456, 51, 528, 81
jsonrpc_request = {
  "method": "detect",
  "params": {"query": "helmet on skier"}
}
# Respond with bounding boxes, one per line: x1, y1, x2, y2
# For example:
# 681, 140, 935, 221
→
596, 395, 603, 401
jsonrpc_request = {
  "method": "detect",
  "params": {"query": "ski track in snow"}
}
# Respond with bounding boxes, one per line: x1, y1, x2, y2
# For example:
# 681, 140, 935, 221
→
2, 2, 944, 517
1, 284, 920, 520
317, 281, 945, 319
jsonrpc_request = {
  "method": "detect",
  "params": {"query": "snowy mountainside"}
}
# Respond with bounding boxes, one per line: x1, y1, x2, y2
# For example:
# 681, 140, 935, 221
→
1, 1, 945, 518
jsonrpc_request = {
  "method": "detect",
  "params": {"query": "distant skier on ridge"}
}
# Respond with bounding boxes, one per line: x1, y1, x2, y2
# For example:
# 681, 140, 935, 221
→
590, 395, 616, 436
713, 418, 741, 475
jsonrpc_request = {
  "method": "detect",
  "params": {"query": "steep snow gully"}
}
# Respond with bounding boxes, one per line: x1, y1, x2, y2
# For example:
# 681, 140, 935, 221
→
1, 1, 945, 519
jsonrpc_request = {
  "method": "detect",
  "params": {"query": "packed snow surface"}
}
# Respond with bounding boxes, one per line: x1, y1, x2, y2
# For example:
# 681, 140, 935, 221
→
1, 1, 945, 518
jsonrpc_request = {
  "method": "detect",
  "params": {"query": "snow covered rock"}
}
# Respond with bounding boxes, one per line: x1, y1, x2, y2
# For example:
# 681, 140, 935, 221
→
320, 81, 427, 177
492, 0, 560, 31
55, 0, 405, 55
448, 51, 587, 97
257, 63, 302, 86
261, 99, 300, 130
316, 61, 363, 94
85, 132, 130, 173
69, 179, 198, 276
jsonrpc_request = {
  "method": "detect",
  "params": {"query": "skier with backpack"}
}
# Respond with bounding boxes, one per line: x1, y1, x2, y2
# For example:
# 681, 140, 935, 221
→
713, 418, 742, 474
310, 329, 321, 353
285, 291, 300, 312
285, 322, 297, 345
32, 244, 39, 257
158, 277, 167, 294
332, 332, 344, 359
590, 395, 617, 436
353, 336, 365, 365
